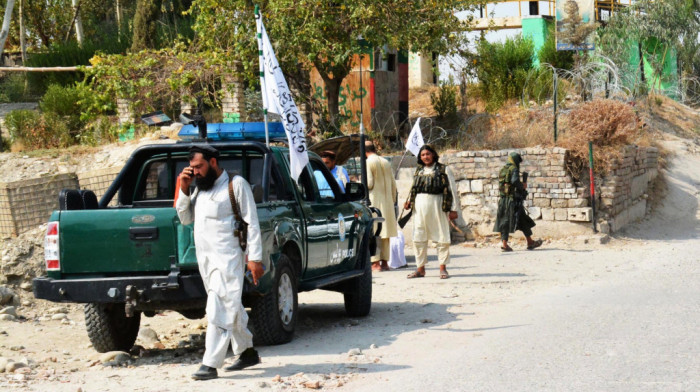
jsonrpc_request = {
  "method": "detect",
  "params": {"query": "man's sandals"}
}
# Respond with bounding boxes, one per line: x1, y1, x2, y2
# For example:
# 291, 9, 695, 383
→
527, 239, 543, 250
406, 270, 425, 279
439, 269, 449, 279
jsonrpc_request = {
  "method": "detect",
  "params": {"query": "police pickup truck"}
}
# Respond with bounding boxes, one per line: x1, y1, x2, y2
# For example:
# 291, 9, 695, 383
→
33, 126, 379, 353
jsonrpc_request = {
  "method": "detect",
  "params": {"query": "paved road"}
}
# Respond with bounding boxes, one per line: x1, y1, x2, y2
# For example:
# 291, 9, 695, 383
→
348, 240, 699, 392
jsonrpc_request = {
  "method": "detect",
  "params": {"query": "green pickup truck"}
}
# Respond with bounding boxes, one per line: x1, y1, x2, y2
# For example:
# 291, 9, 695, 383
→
33, 140, 380, 352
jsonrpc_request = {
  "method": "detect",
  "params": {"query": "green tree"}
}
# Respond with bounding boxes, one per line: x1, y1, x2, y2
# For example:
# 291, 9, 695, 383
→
190, 0, 474, 127
131, 0, 162, 51
596, 0, 700, 96
474, 35, 534, 111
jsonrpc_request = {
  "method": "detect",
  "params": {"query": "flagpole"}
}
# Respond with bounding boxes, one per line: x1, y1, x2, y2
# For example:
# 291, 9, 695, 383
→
255, 5, 270, 147
358, 38, 369, 205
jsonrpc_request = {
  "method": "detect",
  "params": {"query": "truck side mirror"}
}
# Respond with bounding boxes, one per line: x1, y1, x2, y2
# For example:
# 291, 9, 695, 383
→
345, 182, 366, 202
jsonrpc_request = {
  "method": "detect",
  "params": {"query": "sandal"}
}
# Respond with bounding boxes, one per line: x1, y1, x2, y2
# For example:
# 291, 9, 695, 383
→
407, 270, 425, 279
501, 246, 513, 252
439, 270, 449, 279
527, 239, 543, 250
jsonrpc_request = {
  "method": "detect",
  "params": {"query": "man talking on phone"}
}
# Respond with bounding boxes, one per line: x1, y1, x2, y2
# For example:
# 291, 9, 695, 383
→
175, 144, 264, 380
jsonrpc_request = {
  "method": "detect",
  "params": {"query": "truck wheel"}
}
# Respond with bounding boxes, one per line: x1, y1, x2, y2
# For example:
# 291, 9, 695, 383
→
84, 303, 141, 353
343, 249, 372, 317
250, 255, 298, 345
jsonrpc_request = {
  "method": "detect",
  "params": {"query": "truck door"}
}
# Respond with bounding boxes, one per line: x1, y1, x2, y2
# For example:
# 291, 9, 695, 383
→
294, 166, 331, 279
307, 160, 359, 277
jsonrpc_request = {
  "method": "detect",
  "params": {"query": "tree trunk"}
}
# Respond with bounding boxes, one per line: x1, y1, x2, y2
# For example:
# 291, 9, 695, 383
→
325, 77, 341, 127
131, 0, 162, 52
72, 0, 84, 46
19, 0, 26, 64
0, 0, 16, 65
116, 0, 122, 39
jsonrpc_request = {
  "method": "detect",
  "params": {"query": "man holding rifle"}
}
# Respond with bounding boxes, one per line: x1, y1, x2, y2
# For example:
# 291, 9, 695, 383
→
493, 152, 543, 252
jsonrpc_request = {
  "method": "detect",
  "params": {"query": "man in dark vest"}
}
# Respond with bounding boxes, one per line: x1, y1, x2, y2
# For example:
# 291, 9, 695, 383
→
493, 152, 543, 252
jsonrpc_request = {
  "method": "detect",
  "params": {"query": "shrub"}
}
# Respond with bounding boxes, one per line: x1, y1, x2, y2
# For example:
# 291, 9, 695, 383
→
4, 109, 73, 150
0, 74, 34, 103
538, 24, 575, 70
475, 35, 534, 111
560, 99, 641, 175
430, 80, 458, 120
40, 84, 86, 138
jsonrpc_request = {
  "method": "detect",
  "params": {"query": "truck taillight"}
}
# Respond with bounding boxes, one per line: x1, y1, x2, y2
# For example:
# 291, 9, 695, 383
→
45, 222, 60, 271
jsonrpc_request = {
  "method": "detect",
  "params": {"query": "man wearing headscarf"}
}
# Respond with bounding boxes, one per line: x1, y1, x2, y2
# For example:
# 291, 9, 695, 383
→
365, 140, 398, 272
176, 144, 264, 380
494, 152, 542, 252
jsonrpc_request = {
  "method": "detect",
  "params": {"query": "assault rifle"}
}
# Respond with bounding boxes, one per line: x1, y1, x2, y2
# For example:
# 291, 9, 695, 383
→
513, 171, 529, 228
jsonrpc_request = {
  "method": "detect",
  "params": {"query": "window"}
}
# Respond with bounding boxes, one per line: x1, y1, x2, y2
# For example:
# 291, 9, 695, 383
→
310, 160, 339, 202
387, 53, 396, 72
296, 167, 315, 202
138, 160, 169, 200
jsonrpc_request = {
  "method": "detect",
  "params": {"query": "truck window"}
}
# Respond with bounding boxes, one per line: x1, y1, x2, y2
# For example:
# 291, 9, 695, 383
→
310, 160, 341, 202
296, 167, 315, 202
138, 160, 169, 200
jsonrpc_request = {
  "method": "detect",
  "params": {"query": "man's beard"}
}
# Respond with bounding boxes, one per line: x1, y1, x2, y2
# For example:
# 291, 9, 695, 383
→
195, 168, 218, 191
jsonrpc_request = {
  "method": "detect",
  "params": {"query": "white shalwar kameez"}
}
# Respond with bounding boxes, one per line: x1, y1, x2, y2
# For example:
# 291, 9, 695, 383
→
176, 171, 263, 369
412, 165, 458, 268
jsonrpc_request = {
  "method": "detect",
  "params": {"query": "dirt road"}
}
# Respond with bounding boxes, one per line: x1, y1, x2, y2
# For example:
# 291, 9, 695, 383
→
1, 134, 698, 391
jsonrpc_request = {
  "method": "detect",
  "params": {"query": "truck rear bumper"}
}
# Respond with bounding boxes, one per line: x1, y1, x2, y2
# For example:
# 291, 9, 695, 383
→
33, 274, 208, 305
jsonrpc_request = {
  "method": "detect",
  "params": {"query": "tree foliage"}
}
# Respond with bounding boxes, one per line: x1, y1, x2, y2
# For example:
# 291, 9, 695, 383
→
474, 35, 534, 111
189, 0, 475, 126
596, 0, 700, 96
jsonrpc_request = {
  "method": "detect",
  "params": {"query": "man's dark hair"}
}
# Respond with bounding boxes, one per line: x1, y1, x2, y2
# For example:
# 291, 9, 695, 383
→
417, 144, 439, 166
320, 150, 336, 160
364, 140, 376, 153
189, 144, 220, 161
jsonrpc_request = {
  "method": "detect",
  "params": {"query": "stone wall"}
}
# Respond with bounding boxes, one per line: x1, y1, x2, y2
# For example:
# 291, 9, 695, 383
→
396, 145, 659, 243
596, 145, 659, 233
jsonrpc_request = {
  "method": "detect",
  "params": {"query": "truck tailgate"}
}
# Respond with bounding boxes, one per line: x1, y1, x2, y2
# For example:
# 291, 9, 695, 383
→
58, 208, 179, 274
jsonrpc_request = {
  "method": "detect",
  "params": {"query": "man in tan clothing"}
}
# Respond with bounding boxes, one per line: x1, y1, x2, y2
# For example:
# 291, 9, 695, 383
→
365, 140, 398, 272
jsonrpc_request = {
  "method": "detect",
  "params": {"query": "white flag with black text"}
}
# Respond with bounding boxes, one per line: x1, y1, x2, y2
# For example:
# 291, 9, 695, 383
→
256, 16, 308, 182
406, 117, 424, 157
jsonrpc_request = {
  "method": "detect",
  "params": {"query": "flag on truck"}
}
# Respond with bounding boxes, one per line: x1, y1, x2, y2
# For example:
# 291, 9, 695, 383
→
255, 7, 308, 182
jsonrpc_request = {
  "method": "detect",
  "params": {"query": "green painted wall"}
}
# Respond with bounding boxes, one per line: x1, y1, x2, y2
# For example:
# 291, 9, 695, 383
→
522, 16, 551, 67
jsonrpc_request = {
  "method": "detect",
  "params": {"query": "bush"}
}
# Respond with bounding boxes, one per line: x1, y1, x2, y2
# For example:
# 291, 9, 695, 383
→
4, 109, 73, 150
560, 99, 641, 174
0, 74, 34, 103
430, 81, 458, 120
475, 36, 534, 111
538, 24, 575, 70
40, 84, 86, 138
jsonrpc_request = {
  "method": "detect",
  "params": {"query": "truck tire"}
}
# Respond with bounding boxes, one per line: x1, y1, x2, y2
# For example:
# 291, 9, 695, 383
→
250, 255, 298, 345
343, 248, 372, 317
84, 303, 141, 353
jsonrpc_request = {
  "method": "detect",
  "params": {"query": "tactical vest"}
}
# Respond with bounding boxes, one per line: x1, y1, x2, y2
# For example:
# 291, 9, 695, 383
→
498, 164, 516, 196
413, 163, 448, 194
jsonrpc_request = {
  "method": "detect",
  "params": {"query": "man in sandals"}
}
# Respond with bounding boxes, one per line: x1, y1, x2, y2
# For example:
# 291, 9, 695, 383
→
494, 152, 543, 252
176, 145, 264, 380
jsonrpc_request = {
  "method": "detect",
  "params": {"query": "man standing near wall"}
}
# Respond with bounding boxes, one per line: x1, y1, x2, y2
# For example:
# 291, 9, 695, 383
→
365, 140, 398, 272
176, 145, 264, 380
494, 152, 543, 252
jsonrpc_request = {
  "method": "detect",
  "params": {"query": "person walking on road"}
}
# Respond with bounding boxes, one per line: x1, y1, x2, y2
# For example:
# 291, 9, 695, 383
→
404, 145, 458, 279
176, 145, 264, 380
493, 152, 542, 252
365, 140, 398, 272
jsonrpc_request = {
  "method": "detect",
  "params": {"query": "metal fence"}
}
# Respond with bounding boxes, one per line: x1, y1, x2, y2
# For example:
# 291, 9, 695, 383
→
0, 174, 79, 238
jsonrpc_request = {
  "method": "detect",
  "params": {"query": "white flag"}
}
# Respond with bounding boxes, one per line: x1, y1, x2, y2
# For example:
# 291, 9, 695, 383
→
405, 117, 424, 157
256, 16, 308, 182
